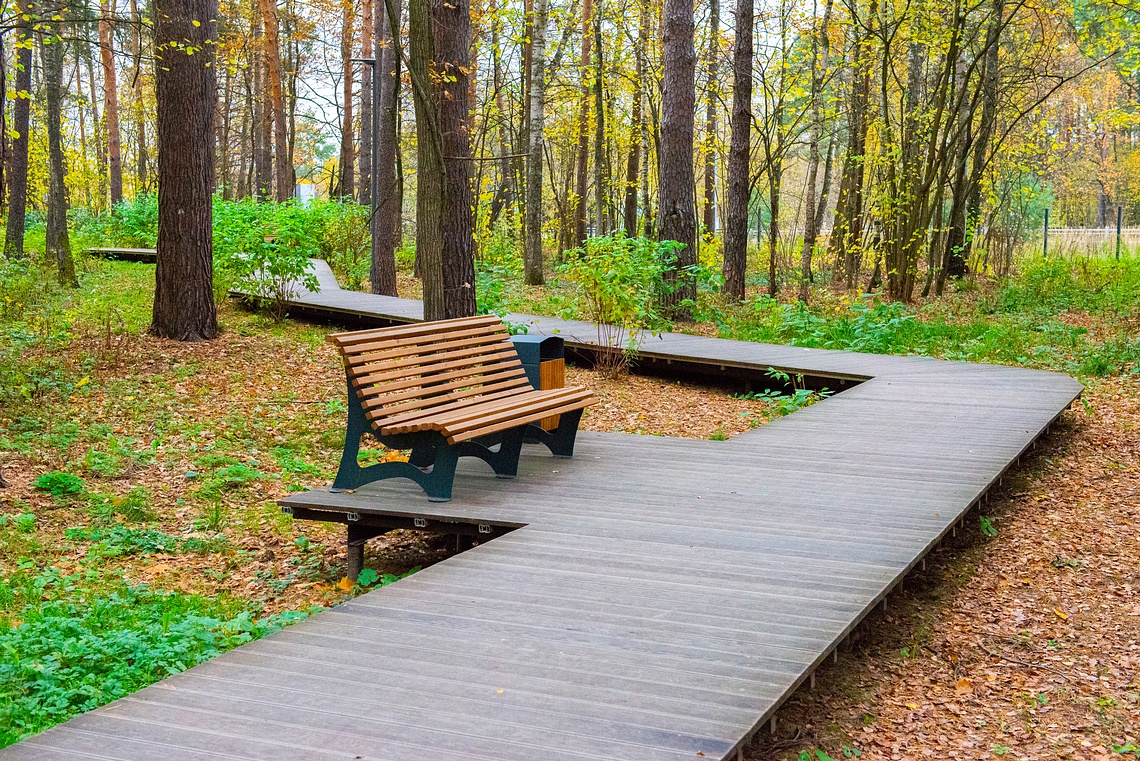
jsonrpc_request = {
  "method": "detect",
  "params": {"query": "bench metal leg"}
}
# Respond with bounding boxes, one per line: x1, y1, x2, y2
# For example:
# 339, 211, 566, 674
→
525, 408, 584, 458
460, 426, 526, 479
423, 446, 459, 502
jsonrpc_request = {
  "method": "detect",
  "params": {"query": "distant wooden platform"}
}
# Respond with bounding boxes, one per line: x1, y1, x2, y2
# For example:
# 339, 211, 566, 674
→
85, 247, 157, 262
2, 260, 1082, 760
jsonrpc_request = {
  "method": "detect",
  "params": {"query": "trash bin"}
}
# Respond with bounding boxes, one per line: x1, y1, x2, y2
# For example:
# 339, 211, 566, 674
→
510, 334, 565, 430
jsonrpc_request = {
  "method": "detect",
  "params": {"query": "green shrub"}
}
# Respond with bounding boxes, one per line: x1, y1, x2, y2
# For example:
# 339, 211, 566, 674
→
107, 194, 159, 248
557, 234, 681, 374
212, 199, 320, 319
32, 471, 85, 501
314, 200, 371, 290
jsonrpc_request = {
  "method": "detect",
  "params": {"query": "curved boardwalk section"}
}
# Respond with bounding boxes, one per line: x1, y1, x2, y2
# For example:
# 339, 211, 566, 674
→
2, 262, 1082, 761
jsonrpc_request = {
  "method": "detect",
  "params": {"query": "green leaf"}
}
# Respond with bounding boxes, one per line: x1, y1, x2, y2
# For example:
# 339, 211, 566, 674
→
356, 568, 380, 587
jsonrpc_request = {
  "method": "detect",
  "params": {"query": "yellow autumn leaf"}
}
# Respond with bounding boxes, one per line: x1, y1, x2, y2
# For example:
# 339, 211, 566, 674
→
75, 376, 90, 388
1054, 608, 1068, 620
336, 576, 354, 592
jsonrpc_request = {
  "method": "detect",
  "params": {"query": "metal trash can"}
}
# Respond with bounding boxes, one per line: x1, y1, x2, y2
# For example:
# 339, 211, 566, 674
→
510, 334, 565, 430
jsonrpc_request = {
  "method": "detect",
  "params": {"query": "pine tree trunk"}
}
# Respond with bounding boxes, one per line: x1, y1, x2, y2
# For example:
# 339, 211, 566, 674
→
436, 0, 477, 318
77, 57, 92, 208
260, 0, 290, 201
657, 0, 697, 313
621, 0, 645, 236
372, 0, 401, 296
523, 0, 547, 284
798, 0, 831, 303
129, 0, 148, 190
337, 0, 355, 198
100, 0, 123, 206
702, 0, 718, 235
5, 3, 32, 259
359, 0, 373, 204
251, 0, 272, 199
43, 6, 75, 286
409, 0, 445, 317
87, 54, 106, 173
487, 5, 514, 228
573, 0, 592, 245
722, 0, 752, 301
592, 9, 606, 235
219, 65, 233, 198
151, 0, 218, 341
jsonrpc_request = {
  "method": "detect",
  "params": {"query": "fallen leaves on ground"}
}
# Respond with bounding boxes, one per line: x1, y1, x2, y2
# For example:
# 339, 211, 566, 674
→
747, 380, 1140, 761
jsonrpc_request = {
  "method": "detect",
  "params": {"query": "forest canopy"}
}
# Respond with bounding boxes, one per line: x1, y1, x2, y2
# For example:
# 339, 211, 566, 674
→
2, 0, 1138, 307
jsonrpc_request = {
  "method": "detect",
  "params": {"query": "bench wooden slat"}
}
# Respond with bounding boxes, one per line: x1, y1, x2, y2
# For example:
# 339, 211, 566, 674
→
358, 367, 530, 413
448, 398, 599, 444
386, 387, 594, 434
353, 358, 525, 398
341, 324, 509, 362
368, 377, 535, 424
376, 386, 537, 431
436, 389, 597, 438
330, 315, 503, 347
344, 332, 509, 369
353, 347, 523, 387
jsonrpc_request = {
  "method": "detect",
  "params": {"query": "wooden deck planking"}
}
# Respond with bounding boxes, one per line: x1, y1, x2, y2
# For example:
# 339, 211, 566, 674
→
2, 259, 1082, 760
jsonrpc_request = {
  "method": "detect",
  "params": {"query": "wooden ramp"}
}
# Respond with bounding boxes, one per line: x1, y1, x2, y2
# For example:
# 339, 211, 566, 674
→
2, 261, 1082, 760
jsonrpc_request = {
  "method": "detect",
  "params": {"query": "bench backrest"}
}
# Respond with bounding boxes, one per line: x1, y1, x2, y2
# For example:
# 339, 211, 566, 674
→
329, 316, 533, 431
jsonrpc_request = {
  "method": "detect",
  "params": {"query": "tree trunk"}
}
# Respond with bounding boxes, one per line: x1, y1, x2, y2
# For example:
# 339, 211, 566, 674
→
152, 0, 218, 341
77, 57, 92, 208
359, 0, 373, 204
251, 0, 272, 198
621, 0, 646, 236
219, 64, 233, 197
592, 9, 607, 235
436, 0, 477, 317
43, 6, 76, 286
573, 0, 592, 244
0, 34, 7, 212
372, 0, 401, 295
829, 0, 872, 289
87, 52, 106, 174
721, 0, 752, 301
337, 0, 355, 199
100, 0, 123, 206
5, 3, 31, 259
260, 0, 290, 201
487, 4, 514, 228
657, 0, 697, 314
129, 0, 148, 190
523, 0, 547, 284
767, 163, 781, 298
702, 0, 717, 235
798, 0, 831, 302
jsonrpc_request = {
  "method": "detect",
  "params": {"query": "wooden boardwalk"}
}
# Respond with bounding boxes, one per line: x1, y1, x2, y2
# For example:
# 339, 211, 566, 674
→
2, 261, 1082, 760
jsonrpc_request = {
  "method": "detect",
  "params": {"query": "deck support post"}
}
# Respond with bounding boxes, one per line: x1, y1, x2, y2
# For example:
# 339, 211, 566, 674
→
921, 558, 926, 571
346, 524, 386, 581
832, 648, 838, 664
770, 717, 776, 734
810, 672, 816, 690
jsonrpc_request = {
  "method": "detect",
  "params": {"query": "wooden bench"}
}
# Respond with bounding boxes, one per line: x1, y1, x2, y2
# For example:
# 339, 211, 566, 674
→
329, 315, 598, 502
85, 247, 157, 262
